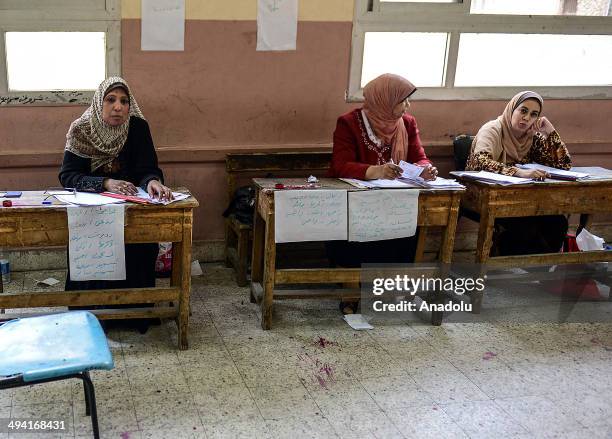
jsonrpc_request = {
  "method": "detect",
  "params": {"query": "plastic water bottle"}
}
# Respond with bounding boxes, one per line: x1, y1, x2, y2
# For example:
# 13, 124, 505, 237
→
0, 251, 10, 284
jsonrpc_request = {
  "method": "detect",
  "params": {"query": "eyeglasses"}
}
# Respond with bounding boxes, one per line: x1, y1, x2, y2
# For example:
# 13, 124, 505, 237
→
43, 187, 75, 201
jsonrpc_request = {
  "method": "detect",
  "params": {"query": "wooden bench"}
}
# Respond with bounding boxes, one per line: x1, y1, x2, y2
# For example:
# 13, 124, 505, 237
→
224, 151, 332, 286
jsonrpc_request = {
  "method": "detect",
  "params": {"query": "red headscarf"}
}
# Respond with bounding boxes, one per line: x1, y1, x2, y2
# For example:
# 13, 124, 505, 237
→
363, 74, 417, 163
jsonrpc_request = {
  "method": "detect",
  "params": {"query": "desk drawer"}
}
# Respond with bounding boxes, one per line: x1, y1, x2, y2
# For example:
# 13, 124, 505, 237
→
0, 209, 188, 246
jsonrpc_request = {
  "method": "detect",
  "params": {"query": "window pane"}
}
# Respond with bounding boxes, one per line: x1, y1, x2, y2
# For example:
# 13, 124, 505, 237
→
470, 0, 612, 16
362, 32, 448, 87
6, 32, 106, 91
455, 33, 612, 86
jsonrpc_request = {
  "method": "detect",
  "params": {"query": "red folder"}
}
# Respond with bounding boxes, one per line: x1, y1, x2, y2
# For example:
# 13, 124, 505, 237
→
100, 192, 154, 205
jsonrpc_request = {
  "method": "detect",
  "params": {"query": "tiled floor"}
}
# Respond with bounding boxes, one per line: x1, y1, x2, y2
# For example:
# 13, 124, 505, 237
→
1, 263, 611, 438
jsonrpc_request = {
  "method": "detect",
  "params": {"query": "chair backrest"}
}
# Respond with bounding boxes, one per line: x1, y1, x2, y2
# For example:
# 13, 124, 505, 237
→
225, 151, 332, 200
453, 134, 474, 171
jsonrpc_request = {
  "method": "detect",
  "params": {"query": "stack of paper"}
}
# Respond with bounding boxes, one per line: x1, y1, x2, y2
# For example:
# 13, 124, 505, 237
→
451, 170, 532, 185
55, 192, 126, 206
518, 163, 588, 181
134, 188, 190, 205
571, 166, 612, 181
398, 161, 465, 189
352, 178, 419, 189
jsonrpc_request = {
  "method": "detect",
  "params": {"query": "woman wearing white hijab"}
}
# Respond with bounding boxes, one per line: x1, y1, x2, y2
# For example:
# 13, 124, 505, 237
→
466, 91, 572, 255
60, 77, 172, 332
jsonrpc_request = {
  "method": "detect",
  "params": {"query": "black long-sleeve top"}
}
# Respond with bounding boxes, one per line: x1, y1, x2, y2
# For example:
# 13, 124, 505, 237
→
59, 117, 163, 192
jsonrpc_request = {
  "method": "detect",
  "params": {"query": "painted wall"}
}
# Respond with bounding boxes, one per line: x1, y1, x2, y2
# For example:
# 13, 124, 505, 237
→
1, 0, 611, 243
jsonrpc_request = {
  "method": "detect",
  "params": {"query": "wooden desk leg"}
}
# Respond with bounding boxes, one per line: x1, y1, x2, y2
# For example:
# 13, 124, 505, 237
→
472, 210, 496, 314
176, 209, 193, 350
250, 196, 265, 304
430, 195, 460, 326
440, 194, 460, 264
261, 212, 276, 330
414, 227, 428, 263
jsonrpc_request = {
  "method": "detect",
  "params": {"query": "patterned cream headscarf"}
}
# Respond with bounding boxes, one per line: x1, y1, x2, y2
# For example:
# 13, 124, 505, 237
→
471, 91, 544, 164
65, 77, 145, 172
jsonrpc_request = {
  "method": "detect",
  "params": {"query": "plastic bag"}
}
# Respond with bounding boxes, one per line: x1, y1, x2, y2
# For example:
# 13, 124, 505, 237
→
576, 229, 605, 251
155, 242, 173, 277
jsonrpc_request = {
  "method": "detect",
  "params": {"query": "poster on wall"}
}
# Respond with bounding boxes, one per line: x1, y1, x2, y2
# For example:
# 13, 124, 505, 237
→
142, 0, 185, 51
257, 0, 298, 51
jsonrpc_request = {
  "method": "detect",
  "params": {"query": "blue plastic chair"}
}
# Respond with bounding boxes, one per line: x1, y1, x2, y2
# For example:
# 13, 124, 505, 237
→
0, 311, 114, 439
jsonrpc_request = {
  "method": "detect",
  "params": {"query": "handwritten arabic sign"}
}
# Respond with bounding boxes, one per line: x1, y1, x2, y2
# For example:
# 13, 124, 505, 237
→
274, 190, 347, 243
67, 205, 126, 281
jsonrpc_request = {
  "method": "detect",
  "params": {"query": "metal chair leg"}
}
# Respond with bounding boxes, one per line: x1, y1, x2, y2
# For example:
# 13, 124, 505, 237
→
81, 372, 100, 439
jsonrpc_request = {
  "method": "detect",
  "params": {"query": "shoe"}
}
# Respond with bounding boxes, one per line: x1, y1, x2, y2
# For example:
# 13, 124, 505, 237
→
339, 301, 359, 315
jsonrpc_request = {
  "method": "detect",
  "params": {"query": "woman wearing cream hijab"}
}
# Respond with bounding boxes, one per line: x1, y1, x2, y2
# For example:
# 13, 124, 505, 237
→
466, 91, 572, 255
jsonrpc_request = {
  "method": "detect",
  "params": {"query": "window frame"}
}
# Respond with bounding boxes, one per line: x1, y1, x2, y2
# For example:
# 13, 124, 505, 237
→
0, 0, 120, 106
349, 0, 612, 101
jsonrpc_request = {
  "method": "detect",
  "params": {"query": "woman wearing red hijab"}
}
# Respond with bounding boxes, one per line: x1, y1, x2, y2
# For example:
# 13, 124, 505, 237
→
328, 74, 436, 313
330, 73, 437, 181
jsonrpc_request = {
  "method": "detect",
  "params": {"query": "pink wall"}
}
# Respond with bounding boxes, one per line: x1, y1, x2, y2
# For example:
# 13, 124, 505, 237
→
1, 19, 611, 241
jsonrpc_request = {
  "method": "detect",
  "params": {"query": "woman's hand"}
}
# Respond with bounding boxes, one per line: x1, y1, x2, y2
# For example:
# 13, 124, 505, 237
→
147, 179, 174, 201
514, 168, 548, 181
103, 178, 137, 195
531, 117, 555, 137
419, 164, 438, 181
365, 163, 403, 180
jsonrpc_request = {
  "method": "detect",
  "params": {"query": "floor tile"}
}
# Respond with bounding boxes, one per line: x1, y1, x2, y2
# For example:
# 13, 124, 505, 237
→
192, 382, 262, 424
327, 409, 404, 439
133, 394, 202, 432
387, 404, 469, 439
304, 380, 380, 418
265, 413, 338, 439
494, 395, 586, 438
251, 383, 320, 420
441, 400, 529, 438
359, 375, 434, 411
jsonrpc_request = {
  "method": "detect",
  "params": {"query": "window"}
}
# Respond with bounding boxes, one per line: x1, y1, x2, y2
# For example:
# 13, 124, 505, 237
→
0, 0, 120, 105
349, 0, 612, 100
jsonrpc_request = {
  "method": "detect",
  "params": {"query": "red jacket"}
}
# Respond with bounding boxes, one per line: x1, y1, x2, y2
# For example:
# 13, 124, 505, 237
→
329, 109, 430, 179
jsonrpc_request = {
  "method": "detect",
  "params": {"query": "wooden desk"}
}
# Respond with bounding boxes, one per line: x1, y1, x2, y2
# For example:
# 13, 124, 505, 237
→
249, 178, 463, 329
224, 151, 332, 286
457, 178, 612, 312
0, 191, 199, 350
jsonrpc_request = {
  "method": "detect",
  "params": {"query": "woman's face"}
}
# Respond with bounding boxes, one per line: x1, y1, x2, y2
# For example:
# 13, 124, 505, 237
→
511, 98, 541, 135
392, 98, 410, 118
102, 88, 130, 126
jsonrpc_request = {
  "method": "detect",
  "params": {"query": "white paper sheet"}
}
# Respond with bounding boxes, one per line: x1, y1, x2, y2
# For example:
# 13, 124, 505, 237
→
67, 205, 126, 281
134, 187, 190, 205
56, 192, 126, 206
571, 166, 612, 180
343, 314, 373, 330
358, 179, 417, 189
519, 163, 588, 180
142, 0, 185, 51
399, 160, 425, 179
348, 189, 419, 242
257, 0, 298, 51
36, 277, 60, 287
451, 171, 532, 185
274, 190, 347, 243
